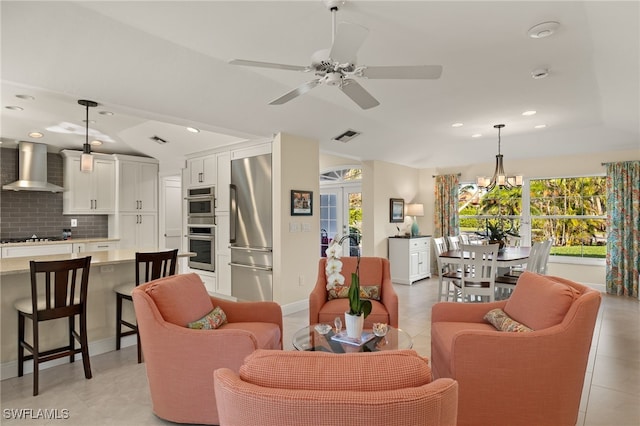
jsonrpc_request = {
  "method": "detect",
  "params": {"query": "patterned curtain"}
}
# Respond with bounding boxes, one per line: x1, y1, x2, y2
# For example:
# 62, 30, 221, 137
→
434, 174, 460, 238
605, 161, 640, 298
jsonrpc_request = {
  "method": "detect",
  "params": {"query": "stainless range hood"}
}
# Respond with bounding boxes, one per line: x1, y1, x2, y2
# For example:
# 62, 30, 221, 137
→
2, 142, 64, 192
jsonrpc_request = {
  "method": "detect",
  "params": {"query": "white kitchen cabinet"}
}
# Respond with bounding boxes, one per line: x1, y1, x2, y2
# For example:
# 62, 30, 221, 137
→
74, 241, 119, 253
61, 151, 116, 214
388, 236, 431, 285
118, 213, 158, 250
1, 243, 73, 258
216, 151, 230, 212
215, 212, 231, 296
118, 159, 158, 212
187, 155, 216, 187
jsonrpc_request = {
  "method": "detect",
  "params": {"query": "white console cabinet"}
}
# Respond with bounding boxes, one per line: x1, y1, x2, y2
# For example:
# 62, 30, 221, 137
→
388, 236, 431, 285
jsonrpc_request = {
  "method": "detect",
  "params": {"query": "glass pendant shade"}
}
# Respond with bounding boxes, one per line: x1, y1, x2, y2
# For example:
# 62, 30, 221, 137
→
80, 146, 93, 172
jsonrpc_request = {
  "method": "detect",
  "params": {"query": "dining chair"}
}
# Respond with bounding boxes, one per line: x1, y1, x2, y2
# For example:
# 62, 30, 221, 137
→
459, 234, 471, 245
495, 240, 548, 298
114, 248, 178, 363
15, 256, 92, 396
433, 237, 462, 302
446, 235, 461, 251
459, 243, 498, 302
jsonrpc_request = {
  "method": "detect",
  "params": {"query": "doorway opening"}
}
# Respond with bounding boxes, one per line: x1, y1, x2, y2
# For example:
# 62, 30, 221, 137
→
320, 166, 362, 257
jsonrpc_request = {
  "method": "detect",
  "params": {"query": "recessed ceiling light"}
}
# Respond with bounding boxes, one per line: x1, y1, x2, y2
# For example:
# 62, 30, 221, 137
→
451, 123, 463, 128
28, 132, 44, 138
90, 140, 103, 146
471, 133, 482, 138
531, 68, 549, 79
15, 94, 35, 101
5, 106, 24, 111
186, 127, 200, 133
527, 21, 560, 39
534, 124, 547, 129
99, 111, 114, 116
522, 110, 537, 116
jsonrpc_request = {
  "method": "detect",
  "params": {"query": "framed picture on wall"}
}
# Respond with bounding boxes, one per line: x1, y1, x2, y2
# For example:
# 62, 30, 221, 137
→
291, 190, 313, 216
390, 198, 405, 223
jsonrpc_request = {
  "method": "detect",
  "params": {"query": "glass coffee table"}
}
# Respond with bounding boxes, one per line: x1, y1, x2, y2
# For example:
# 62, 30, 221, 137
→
292, 325, 413, 353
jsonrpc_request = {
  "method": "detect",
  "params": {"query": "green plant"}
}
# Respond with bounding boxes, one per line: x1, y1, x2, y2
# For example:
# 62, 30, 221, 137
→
487, 219, 519, 242
347, 255, 371, 318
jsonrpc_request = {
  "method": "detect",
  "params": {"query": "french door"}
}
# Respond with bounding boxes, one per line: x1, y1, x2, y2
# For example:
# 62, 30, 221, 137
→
320, 183, 362, 257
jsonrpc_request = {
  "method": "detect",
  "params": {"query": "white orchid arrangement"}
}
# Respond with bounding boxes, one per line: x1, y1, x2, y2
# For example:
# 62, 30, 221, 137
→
325, 236, 346, 291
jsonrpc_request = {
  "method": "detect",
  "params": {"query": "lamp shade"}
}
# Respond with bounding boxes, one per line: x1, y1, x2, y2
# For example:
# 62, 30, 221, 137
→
406, 203, 424, 217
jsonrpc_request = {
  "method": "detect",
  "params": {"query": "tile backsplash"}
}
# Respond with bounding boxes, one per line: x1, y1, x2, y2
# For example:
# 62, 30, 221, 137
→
0, 147, 108, 240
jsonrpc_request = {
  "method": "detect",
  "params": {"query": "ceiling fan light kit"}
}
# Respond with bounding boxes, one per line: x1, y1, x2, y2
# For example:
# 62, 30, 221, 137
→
229, 0, 442, 110
476, 124, 523, 191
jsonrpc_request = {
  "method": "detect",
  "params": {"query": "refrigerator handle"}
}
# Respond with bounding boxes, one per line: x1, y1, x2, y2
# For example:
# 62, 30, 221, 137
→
229, 183, 237, 244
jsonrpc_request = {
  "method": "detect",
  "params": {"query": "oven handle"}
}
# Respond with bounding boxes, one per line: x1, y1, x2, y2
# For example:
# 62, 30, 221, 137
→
184, 194, 215, 201
229, 246, 272, 253
187, 235, 215, 241
229, 262, 273, 272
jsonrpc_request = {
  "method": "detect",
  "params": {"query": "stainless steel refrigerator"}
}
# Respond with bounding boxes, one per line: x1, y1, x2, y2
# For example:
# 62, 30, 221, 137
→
229, 153, 273, 301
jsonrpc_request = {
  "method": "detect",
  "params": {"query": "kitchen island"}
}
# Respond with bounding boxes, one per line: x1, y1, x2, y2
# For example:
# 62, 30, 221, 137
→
0, 249, 193, 379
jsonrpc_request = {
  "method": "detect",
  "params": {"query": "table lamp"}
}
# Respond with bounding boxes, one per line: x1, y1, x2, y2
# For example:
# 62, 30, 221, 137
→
406, 203, 424, 236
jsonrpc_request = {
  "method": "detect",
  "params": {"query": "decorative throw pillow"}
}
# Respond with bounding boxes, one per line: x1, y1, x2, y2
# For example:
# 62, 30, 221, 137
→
484, 308, 533, 332
187, 306, 227, 330
359, 285, 381, 301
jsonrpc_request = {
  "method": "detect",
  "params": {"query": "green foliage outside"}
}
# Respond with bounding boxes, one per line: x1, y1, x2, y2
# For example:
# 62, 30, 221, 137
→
458, 177, 607, 258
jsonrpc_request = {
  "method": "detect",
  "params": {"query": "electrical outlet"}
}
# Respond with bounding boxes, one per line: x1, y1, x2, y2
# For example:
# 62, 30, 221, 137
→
71, 218, 78, 227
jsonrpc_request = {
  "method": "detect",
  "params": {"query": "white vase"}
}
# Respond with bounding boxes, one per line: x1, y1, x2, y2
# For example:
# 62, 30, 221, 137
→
345, 312, 364, 339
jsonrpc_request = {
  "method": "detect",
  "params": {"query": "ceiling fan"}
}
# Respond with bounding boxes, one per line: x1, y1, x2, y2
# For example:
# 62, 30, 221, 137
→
229, 0, 442, 110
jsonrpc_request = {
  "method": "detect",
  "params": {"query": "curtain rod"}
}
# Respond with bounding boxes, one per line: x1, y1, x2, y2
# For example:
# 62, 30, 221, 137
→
432, 173, 462, 177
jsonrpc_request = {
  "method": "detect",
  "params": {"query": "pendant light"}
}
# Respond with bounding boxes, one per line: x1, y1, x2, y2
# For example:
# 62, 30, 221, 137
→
476, 124, 523, 191
78, 99, 98, 172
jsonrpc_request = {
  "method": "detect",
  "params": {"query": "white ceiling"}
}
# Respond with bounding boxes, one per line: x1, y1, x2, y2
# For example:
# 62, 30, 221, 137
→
1, 1, 638, 173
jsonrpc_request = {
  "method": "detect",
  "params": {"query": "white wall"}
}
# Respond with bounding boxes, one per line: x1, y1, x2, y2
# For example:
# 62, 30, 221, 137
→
273, 133, 320, 306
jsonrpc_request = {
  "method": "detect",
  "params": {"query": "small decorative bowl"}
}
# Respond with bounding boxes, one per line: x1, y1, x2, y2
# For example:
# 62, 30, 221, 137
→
314, 324, 332, 335
373, 323, 388, 337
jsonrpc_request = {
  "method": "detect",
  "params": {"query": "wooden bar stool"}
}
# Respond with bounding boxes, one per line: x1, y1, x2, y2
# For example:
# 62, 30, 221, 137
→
114, 249, 178, 363
15, 256, 92, 396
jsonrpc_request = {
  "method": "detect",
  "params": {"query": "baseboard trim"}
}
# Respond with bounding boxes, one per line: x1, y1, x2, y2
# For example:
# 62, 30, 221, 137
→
1, 335, 137, 380
281, 299, 308, 316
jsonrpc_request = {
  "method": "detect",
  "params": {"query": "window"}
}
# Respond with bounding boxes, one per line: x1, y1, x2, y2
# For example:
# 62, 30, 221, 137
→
458, 175, 606, 259
529, 177, 606, 258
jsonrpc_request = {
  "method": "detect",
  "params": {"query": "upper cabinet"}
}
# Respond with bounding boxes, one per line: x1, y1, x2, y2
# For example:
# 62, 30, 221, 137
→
61, 150, 116, 214
187, 154, 216, 187
118, 159, 158, 212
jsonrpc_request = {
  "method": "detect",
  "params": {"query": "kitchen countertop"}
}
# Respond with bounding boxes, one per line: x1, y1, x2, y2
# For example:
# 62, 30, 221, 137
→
0, 248, 194, 276
0, 237, 119, 247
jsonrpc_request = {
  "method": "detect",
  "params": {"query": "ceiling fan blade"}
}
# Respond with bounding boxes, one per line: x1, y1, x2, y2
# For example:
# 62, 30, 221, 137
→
229, 59, 308, 72
269, 79, 322, 105
361, 65, 443, 79
329, 22, 369, 64
340, 79, 380, 110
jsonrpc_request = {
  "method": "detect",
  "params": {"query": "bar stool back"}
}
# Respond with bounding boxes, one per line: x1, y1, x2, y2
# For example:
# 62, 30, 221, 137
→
14, 256, 92, 396
114, 249, 178, 363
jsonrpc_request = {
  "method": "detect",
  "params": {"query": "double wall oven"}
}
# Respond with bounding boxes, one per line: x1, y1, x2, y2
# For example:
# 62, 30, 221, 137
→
186, 187, 215, 271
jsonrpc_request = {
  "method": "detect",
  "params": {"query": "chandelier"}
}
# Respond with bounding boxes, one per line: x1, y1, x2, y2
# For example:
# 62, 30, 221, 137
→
476, 124, 522, 191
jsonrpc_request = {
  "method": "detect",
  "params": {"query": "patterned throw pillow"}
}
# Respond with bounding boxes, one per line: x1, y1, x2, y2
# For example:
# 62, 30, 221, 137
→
328, 285, 381, 301
187, 306, 227, 330
484, 308, 532, 332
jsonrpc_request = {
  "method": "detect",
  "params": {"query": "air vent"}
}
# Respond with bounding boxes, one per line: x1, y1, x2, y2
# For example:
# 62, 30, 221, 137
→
332, 129, 361, 143
150, 135, 169, 144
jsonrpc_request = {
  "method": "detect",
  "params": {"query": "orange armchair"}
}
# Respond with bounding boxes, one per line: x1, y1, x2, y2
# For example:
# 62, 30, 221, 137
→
309, 257, 399, 328
431, 272, 601, 426
132, 273, 282, 425
214, 349, 458, 426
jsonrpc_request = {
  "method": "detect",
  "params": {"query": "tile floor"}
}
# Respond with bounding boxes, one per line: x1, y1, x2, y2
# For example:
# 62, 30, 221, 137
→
1, 277, 638, 425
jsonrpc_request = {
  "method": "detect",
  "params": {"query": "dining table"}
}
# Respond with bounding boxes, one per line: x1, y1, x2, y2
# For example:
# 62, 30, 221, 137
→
439, 246, 531, 269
